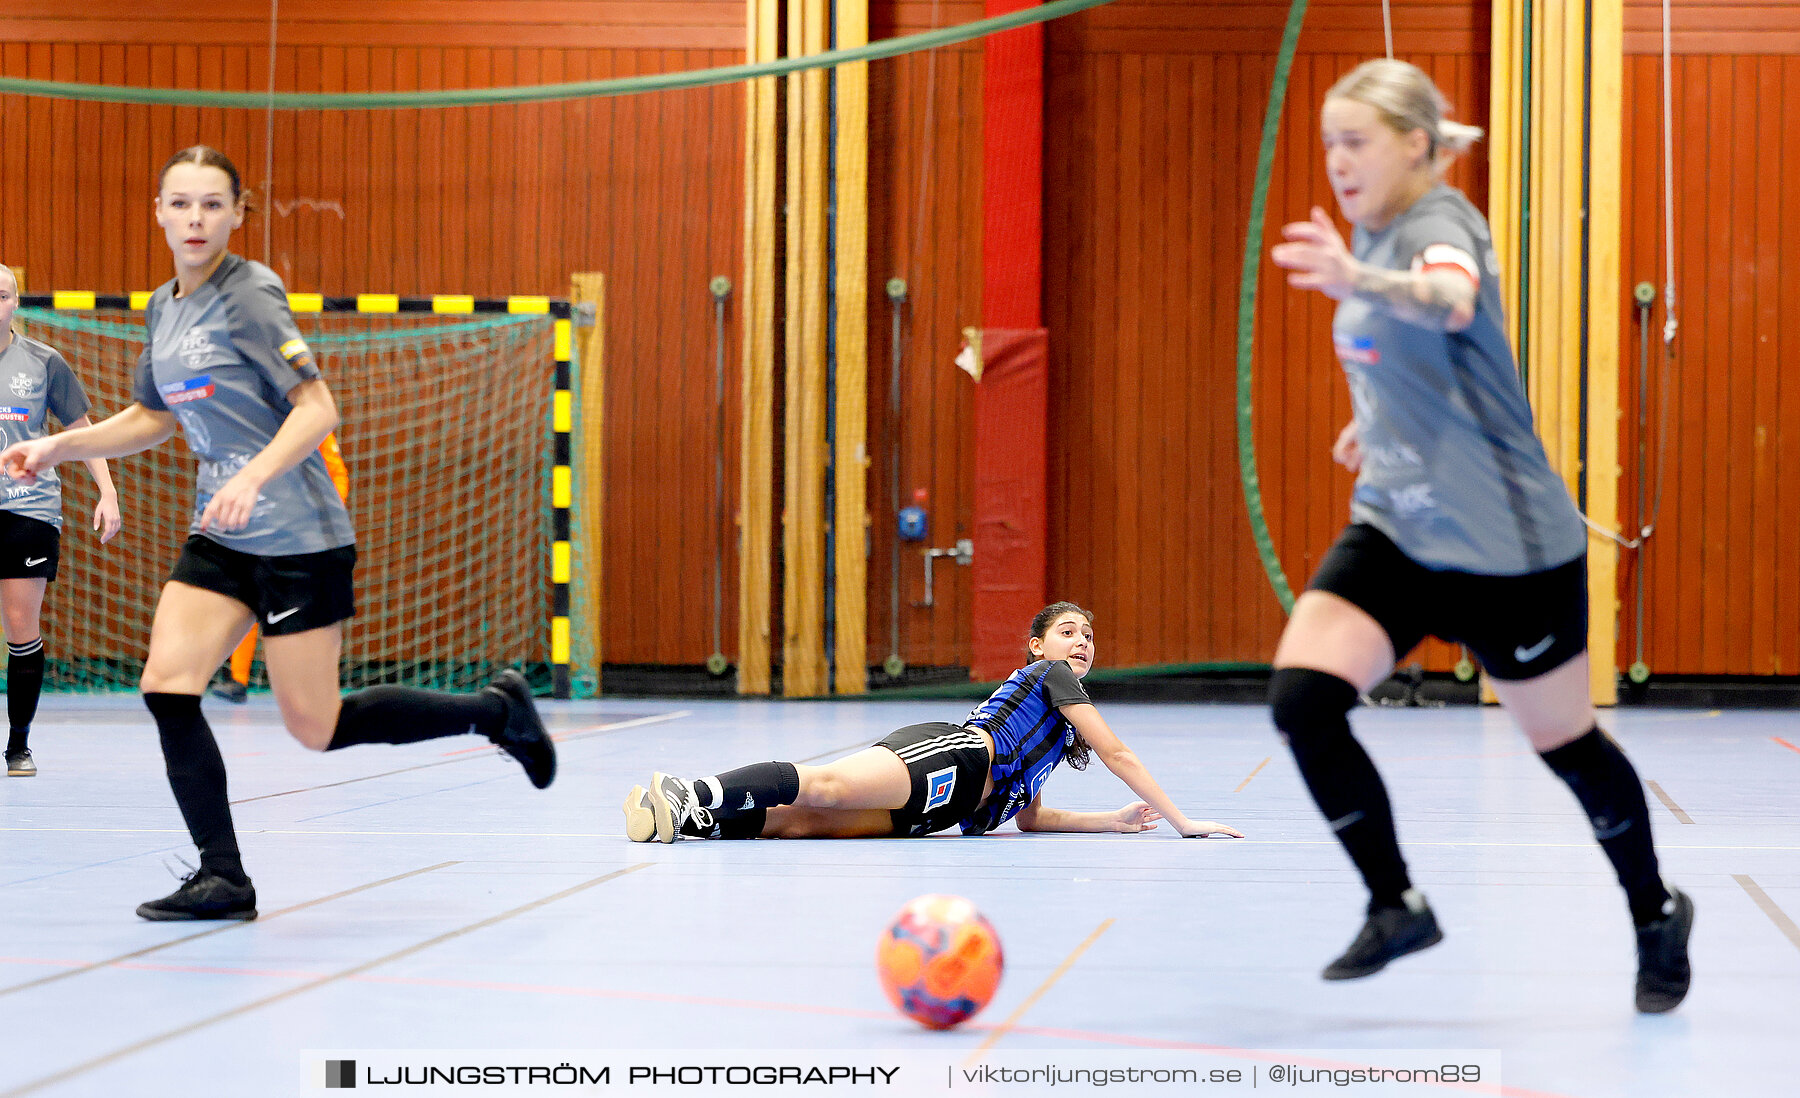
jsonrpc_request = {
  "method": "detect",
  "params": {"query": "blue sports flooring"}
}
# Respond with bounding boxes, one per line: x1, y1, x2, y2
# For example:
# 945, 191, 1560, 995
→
1, 695, 1795, 1097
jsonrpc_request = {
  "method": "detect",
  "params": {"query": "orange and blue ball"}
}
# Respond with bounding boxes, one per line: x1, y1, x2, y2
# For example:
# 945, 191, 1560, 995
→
876, 894, 1004, 1030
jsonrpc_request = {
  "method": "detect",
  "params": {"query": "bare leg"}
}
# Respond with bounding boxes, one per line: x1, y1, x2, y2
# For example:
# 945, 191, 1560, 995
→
1272, 590, 1396, 689
790, 746, 912, 810
0, 576, 47, 643
1487, 651, 1596, 751
141, 582, 257, 694
261, 624, 345, 750
760, 805, 899, 839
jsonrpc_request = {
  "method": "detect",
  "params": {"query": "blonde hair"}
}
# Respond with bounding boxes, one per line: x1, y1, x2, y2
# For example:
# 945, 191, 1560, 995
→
0, 265, 16, 340
1327, 59, 1482, 175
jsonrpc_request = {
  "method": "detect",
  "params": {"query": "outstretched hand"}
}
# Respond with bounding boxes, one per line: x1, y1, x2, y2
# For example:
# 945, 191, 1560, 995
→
1270, 206, 1357, 300
1177, 819, 1246, 839
1111, 801, 1163, 833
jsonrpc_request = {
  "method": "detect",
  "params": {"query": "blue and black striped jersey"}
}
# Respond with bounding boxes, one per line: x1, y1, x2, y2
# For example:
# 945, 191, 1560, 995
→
958, 659, 1091, 834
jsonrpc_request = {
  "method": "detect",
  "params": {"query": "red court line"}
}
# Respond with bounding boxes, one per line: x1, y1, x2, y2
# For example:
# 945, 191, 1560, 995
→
1775, 737, 1800, 756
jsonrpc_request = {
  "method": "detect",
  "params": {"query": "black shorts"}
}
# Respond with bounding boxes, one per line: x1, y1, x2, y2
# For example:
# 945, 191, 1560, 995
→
0, 512, 60, 580
876, 722, 992, 838
1308, 523, 1587, 681
168, 535, 357, 636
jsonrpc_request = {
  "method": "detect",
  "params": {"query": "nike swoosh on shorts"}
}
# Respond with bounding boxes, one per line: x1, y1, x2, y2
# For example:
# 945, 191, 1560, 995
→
1513, 635, 1555, 663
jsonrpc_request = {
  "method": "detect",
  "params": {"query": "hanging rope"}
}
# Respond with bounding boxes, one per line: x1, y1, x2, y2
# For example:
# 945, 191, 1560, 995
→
262, 0, 279, 263
1660, 0, 1678, 347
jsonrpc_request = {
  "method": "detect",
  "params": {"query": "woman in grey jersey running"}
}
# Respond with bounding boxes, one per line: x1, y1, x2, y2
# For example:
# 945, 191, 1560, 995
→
0, 146, 555, 922
0, 263, 122, 779
1267, 59, 1691, 1013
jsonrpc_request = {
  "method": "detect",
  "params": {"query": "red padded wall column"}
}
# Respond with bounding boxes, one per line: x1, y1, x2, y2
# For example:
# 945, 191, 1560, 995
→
972, 329, 1049, 681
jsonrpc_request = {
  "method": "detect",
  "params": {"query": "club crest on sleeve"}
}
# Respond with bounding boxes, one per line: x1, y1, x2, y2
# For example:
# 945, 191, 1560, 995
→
923, 766, 957, 811
279, 337, 315, 369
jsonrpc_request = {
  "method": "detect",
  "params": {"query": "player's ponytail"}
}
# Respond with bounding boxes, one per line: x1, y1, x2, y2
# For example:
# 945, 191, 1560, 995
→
1327, 59, 1483, 177
0, 264, 18, 338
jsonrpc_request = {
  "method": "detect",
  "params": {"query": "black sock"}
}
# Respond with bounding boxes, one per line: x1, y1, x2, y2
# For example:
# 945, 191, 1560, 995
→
681, 807, 768, 840
1540, 727, 1670, 926
326, 686, 507, 750
144, 692, 247, 885
693, 762, 800, 817
7, 637, 44, 753
1271, 667, 1413, 909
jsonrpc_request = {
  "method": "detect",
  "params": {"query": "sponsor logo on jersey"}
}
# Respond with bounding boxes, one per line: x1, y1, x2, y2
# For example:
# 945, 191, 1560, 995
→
1388, 481, 1439, 516
5, 486, 30, 500
160, 376, 216, 404
0, 406, 29, 422
1334, 335, 1381, 367
279, 337, 315, 369
9, 373, 39, 398
923, 766, 957, 811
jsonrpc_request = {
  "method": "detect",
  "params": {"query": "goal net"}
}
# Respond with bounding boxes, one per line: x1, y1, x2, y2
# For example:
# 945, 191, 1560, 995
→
14, 303, 560, 695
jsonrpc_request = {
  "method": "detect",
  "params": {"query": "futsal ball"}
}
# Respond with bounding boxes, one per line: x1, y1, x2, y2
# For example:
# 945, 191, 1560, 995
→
876, 894, 1004, 1030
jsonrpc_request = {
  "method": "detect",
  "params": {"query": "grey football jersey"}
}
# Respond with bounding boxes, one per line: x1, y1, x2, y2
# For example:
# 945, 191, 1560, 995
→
1331, 185, 1585, 575
0, 334, 92, 528
133, 255, 354, 556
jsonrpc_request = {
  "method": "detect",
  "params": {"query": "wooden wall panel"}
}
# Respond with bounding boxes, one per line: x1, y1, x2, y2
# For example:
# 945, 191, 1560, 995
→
1618, 41, 1800, 675
1624, 0, 1800, 54
0, 3, 744, 667
862, 34, 986, 671
9, 0, 1794, 678
1044, 1, 1487, 670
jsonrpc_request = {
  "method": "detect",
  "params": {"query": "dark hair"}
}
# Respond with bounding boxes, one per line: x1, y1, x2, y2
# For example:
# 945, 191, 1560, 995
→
1029, 601, 1095, 770
159, 146, 246, 206
1028, 601, 1093, 650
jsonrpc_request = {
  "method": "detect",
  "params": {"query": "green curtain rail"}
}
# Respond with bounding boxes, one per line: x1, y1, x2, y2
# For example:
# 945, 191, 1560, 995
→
0, 0, 1115, 111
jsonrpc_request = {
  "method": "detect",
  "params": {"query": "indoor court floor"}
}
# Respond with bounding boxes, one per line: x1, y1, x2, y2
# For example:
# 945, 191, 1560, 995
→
1, 693, 1795, 1097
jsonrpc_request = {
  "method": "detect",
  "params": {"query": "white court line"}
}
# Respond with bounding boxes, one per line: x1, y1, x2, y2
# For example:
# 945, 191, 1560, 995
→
4, 828, 1798, 850
1618, 709, 1724, 724
229, 710, 694, 803
550, 709, 692, 742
